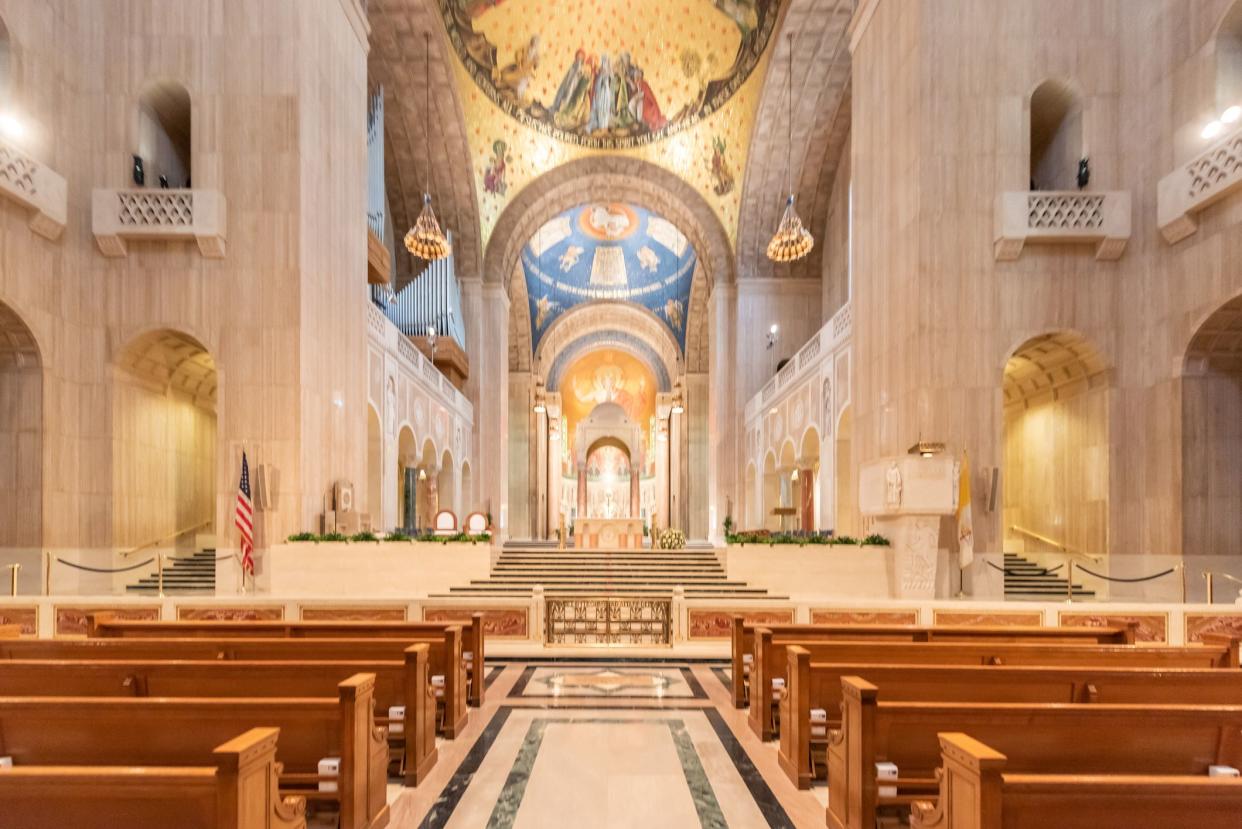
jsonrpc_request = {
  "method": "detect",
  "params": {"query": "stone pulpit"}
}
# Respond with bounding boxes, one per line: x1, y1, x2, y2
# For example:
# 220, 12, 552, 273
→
859, 455, 959, 598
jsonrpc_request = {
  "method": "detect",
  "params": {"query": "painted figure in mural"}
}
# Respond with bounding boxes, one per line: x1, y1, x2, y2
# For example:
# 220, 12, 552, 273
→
551, 49, 594, 131
662, 298, 685, 333
822, 378, 833, 437
534, 295, 560, 329
587, 54, 615, 133
636, 245, 660, 272
492, 34, 540, 104
715, 0, 759, 35
483, 139, 511, 195
550, 49, 585, 113
710, 135, 735, 195
612, 52, 634, 128
628, 66, 668, 131
557, 245, 583, 271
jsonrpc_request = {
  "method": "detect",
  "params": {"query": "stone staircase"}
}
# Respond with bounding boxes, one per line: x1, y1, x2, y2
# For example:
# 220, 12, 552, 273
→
432, 541, 787, 600
1002, 552, 1095, 600
126, 549, 218, 594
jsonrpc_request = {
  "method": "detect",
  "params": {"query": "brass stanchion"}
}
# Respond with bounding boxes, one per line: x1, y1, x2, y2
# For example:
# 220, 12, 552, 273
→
1066, 560, 1074, 603
1204, 571, 1214, 605
43, 551, 51, 596
7, 563, 19, 597
157, 554, 165, 597
1179, 563, 1186, 605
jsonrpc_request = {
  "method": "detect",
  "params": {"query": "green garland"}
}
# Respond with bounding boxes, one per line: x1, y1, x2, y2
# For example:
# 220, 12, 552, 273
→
723, 531, 890, 547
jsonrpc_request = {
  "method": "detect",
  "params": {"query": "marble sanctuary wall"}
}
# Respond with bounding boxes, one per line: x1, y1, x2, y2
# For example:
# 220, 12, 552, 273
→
841, 0, 1242, 559
0, 0, 375, 571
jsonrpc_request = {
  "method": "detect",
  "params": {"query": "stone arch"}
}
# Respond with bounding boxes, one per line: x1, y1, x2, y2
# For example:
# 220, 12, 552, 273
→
437, 447, 456, 516
1002, 331, 1111, 557
0, 297, 42, 555
489, 157, 731, 374
1181, 290, 1242, 558
538, 302, 681, 391
1028, 77, 1084, 191
460, 459, 472, 515
137, 78, 192, 187
397, 424, 417, 532
112, 328, 219, 549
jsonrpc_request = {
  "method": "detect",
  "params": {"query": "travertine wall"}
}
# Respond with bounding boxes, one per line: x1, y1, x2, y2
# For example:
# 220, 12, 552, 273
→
0, 0, 370, 564
848, 0, 1242, 558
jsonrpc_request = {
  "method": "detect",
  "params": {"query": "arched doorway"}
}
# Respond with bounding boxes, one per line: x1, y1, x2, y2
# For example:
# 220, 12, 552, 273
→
460, 460, 473, 516
584, 436, 632, 519
835, 405, 857, 535
137, 79, 192, 187
797, 426, 821, 531
1002, 332, 1110, 556
1183, 294, 1242, 557
1028, 79, 1083, 191
366, 405, 381, 529
397, 426, 416, 532
0, 300, 42, 563
437, 449, 456, 518
113, 329, 217, 551
762, 451, 778, 531
416, 439, 437, 531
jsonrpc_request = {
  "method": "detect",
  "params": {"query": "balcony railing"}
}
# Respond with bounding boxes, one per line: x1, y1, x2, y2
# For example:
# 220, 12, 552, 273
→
745, 301, 853, 422
1158, 124, 1242, 243
0, 137, 67, 241
92, 188, 227, 258
994, 191, 1130, 261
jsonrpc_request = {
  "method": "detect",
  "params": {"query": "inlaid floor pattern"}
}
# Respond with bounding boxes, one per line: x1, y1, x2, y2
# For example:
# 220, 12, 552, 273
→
432, 542, 787, 600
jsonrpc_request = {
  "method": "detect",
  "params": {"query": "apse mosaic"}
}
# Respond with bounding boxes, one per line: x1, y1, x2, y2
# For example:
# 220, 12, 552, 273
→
523, 202, 696, 350
441, 0, 777, 149
559, 348, 657, 470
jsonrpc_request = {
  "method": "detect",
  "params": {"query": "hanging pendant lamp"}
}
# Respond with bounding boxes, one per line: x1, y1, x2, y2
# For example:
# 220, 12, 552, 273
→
404, 32, 451, 261
766, 33, 812, 263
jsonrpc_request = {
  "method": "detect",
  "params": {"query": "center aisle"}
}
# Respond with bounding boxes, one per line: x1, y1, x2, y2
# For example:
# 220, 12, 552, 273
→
391, 658, 827, 828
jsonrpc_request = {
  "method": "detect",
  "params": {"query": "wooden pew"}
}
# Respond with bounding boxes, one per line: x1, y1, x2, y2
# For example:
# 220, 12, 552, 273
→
88, 613, 487, 707
780, 646, 1242, 788
826, 676, 1242, 829
749, 631, 1239, 740
909, 732, 1242, 829
0, 623, 21, 638
728, 616, 1135, 708
0, 727, 308, 829
0, 632, 471, 738
0, 646, 438, 786
0, 673, 390, 829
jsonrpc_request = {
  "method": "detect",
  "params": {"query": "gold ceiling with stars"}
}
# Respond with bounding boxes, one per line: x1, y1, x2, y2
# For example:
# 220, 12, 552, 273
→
437, 0, 780, 247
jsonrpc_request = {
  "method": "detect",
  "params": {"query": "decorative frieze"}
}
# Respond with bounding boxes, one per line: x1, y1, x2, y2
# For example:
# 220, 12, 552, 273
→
0, 137, 67, 240
994, 191, 1130, 261
1158, 124, 1242, 243
92, 188, 227, 258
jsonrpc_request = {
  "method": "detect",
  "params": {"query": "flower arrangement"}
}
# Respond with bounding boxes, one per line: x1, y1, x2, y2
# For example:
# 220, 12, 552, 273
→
656, 528, 686, 549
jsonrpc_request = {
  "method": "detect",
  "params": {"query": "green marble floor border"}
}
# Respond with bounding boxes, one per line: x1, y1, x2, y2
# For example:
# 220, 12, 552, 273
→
485, 717, 726, 829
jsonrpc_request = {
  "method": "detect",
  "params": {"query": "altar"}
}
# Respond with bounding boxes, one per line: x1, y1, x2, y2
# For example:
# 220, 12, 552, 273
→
576, 517, 644, 549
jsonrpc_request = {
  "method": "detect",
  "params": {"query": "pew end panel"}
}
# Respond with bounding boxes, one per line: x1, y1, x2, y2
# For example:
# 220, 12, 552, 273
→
749, 627, 776, 741
912, 732, 1242, 829
778, 645, 813, 789
401, 643, 438, 786
336, 673, 392, 829
731, 615, 747, 708
468, 612, 484, 707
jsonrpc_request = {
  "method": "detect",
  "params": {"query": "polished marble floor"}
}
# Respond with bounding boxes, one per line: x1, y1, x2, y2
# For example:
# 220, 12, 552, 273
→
390, 661, 828, 828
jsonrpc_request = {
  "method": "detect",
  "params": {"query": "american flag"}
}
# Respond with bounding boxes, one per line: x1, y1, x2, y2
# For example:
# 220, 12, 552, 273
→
235, 452, 255, 576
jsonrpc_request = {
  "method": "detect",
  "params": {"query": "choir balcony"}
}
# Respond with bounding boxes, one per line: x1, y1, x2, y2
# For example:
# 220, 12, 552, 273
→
0, 135, 67, 241
92, 187, 227, 258
993, 190, 1130, 261
367, 225, 391, 285
1159, 121, 1242, 244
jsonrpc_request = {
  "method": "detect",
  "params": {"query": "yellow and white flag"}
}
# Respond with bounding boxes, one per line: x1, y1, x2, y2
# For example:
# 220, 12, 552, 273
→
957, 452, 974, 568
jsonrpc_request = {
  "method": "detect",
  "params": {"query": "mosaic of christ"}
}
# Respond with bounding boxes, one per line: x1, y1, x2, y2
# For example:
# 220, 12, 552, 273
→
559, 349, 657, 475
441, 0, 778, 149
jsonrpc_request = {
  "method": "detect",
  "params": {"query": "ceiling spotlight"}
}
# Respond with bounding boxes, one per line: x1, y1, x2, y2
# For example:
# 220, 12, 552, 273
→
1202, 120, 1224, 140
790, 468, 799, 481
1223, 105, 1241, 124
533, 403, 546, 414
671, 404, 685, 415
0, 112, 24, 141
769, 407, 778, 416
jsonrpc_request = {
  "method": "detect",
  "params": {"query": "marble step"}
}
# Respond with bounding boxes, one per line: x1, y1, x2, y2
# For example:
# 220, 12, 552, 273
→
441, 585, 780, 596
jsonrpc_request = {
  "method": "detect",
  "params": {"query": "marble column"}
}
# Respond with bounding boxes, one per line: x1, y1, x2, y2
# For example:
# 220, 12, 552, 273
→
508, 372, 533, 539
630, 446, 641, 518
798, 467, 815, 530
462, 278, 510, 538
546, 395, 563, 535
534, 406, 548, 539
577, 460, 587, 519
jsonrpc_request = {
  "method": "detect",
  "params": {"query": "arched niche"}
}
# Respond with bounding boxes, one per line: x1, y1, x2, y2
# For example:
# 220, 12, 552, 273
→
397, 425, 416, 532
1002, 331, 1110, 557
137, 79, 191, 187
1029, 78, 1083, 191
761, 450, 778, 532
460, 460, 473, 516
112, 328, 218, 549
584, 436, 633, 519
797, 426, 822, 532
437, 448, 456, 517
416, 438, 438, 531
1182, 292, 1242, 558
0, 298, 42, 555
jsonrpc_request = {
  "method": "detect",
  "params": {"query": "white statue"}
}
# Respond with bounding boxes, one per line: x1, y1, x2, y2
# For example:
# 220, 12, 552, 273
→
885, 462, 903, 509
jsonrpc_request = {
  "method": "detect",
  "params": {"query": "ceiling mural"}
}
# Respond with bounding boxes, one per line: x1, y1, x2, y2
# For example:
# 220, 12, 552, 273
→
559, 348, 658, 466
437, 0, 778, 247
522, 202, 697, 351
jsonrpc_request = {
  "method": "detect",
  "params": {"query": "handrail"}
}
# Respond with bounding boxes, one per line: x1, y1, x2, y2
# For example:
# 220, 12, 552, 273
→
119, 519, 212, 558
1007, 525, 1103, 563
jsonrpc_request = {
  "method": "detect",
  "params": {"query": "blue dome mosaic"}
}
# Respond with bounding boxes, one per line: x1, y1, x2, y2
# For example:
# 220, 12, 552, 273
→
522, 203, 697, 352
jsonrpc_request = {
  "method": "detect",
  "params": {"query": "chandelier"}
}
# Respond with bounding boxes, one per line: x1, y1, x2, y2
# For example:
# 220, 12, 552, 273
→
766, 33, 812, 263
405, 193, 451, 260
404, 32, 451, 262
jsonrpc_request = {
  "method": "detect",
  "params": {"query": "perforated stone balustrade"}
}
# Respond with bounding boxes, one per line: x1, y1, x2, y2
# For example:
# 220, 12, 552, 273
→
994, 191, 1131, 261
92, 188, 227, 258
0, 137, 67, 241
1159, 124, 1242, 244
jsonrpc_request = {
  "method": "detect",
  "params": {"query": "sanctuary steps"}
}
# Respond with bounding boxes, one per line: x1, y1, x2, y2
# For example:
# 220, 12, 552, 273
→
1002, 552, 1095, 600
432, 542, 787, 600
126, 548, 219, 594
